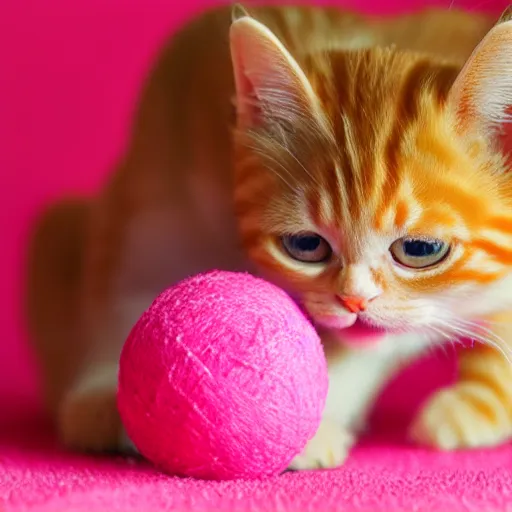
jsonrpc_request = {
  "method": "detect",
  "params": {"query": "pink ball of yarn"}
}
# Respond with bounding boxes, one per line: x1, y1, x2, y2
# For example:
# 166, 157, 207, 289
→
117, 270, 327, 480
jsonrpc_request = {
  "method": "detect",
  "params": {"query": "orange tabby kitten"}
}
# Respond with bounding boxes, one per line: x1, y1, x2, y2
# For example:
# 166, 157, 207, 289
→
26, 3, 512, 469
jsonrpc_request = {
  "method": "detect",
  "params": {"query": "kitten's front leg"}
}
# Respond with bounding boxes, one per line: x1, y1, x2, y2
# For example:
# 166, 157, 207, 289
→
289, 332, 400, 470
58, 293, 155, 453
410, 342, 512, 450
59, 361, 123, 452
289, 419, 355, 470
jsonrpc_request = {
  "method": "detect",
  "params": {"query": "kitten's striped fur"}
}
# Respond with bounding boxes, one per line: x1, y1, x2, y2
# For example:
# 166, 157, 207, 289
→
27, 3, 512, 467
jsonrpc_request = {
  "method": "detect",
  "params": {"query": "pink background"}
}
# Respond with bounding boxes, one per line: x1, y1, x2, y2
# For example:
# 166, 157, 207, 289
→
3, 1, 512, 511
0, 0, 507, 420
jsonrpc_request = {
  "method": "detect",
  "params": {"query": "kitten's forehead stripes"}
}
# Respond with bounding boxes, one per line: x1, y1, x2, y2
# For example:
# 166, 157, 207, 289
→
312, 53, 462, 230
233, 12, 512, 293
311, 50, 512, 287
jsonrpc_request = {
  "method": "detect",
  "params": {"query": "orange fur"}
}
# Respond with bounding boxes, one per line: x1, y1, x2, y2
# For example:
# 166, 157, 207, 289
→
25, 3, 512, 467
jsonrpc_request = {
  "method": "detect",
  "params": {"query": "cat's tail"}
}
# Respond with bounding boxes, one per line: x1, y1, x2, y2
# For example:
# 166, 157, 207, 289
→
25, 198, 90, 417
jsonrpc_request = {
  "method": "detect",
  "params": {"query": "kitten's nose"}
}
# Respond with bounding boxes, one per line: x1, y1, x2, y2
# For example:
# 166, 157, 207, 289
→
337, 295, 368, 313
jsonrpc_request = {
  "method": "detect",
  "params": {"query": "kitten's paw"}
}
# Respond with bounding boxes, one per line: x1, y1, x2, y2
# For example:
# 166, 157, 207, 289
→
409, 382, 512, 450
58, 364, 127, 453
288, 420, 354, 470
59, 386, 123, 453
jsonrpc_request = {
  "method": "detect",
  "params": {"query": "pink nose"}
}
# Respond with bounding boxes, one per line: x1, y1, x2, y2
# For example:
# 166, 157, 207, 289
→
337, 295, 368, 313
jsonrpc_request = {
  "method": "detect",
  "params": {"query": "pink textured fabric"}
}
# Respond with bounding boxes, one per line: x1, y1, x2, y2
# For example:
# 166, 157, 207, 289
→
118, 271, 327, 480
3, 404, 512, 512
2, 0, 511, 510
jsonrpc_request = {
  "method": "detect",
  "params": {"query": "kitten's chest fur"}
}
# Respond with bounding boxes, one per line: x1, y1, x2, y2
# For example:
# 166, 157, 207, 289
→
324, 332, 430, 430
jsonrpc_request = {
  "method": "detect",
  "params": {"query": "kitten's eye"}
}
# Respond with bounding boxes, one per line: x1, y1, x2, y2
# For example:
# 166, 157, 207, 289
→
390, 237, 449, 269
281, 232, 332, 263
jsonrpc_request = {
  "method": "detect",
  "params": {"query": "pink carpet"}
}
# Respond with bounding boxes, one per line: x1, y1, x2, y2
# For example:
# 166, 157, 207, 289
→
1, 0, 511, 510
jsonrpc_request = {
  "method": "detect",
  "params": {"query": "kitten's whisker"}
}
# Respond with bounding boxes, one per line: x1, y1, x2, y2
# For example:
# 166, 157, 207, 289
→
428, 325, 451, 342
455, 332, 510, 363
422, 325, 459, 359
453, 318, 510, 351
435, 318, 512, 365
455, 320, 512, 365
472, 318, 512, 325
428, 325, 450, 346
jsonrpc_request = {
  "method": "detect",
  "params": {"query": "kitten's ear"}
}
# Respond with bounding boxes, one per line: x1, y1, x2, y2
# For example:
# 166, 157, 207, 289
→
229, 16, 327, 133
497, 5, 512, 24
448, 14, 512, 144
231, 4, 250, 22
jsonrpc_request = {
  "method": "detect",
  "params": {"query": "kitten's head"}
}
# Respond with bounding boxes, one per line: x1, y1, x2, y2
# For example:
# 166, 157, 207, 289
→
229, 11, 512, 349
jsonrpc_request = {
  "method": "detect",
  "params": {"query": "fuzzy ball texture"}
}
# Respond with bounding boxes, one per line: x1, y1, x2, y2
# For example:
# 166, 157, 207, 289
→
117, 270, 328, 480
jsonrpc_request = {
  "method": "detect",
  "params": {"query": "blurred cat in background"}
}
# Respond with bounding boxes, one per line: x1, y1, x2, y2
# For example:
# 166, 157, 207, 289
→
26, 2, 512, 469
